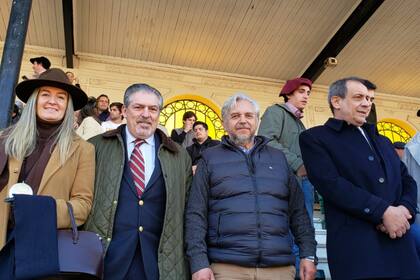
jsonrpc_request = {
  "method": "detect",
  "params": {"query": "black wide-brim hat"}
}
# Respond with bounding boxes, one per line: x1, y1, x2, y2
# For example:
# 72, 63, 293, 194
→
15, 68, 88, 110
30, 56, 51, 69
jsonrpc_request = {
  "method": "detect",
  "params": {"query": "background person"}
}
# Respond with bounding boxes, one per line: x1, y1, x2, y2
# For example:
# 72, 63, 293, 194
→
96, 94, 110, 122
10, 104, 21, 125
402, 112, 420, 257
76, 97, 104, 140
65, 71, 81, 88
258, 77, 315, 272
393, 141, 406, 159
29, 56, 51, 78
259, 77, 314, 219
101, 102, 124, 131
186, 121, 219, 174
171, 111, 196, 148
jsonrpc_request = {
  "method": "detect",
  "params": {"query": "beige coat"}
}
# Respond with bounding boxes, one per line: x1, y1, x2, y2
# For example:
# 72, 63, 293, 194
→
76, 116, 104, 140
0, 136, 95, 249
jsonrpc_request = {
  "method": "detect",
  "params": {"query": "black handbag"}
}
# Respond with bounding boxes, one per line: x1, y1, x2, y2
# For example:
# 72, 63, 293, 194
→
57, 202, 104, 279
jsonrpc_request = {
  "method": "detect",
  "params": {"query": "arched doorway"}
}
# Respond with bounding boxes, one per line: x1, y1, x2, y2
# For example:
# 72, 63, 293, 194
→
159, 95, 225, 140
377, 118, 416, 143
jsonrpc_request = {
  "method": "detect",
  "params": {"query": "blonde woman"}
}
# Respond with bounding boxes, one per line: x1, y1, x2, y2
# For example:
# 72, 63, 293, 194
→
0, 69, 95, 277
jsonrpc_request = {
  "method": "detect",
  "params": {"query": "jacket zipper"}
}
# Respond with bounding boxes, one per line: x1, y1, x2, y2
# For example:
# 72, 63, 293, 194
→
246, 152, 262, 266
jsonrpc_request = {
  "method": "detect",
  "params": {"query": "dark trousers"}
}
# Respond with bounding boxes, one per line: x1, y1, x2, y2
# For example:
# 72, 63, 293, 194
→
125, 242, 147, 280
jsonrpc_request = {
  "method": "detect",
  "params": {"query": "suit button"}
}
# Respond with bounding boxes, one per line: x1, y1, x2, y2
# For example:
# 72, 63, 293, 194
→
113, 200, 117, 205
13, 168, 19, 173
139, 226, 144, 232
139, 200, 144, 206
368, 156, 374, 161
106, 237, 111, 242
364, 208, 370, 213
378, 177, 385, 183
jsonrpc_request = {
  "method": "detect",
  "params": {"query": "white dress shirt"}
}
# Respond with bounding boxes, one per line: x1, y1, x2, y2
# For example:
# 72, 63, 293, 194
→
125, 126, 156, 186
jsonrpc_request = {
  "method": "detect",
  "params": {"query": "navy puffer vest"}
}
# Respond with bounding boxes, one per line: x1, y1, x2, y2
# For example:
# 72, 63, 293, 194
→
203, 136, 295, 267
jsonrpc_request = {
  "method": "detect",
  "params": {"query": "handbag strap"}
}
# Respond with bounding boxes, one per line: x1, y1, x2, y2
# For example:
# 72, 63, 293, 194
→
65, 201, 79, 244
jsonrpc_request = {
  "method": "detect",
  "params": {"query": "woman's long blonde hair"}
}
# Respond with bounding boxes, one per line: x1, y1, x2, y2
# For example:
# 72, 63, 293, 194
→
3, 89, 76, 165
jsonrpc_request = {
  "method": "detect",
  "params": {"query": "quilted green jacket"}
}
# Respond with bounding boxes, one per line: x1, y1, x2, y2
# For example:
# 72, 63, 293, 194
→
258, 103, 306, 172
84, 125, 192, 279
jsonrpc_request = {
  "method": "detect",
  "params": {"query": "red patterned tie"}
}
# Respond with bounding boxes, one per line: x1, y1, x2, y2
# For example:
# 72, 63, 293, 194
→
130, 139, 146, 197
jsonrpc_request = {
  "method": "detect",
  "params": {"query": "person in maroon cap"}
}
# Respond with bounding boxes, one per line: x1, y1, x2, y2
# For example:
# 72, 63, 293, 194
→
258, 77, 315, 272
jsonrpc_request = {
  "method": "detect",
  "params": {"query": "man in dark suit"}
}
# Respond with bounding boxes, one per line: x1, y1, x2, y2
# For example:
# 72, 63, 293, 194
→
85, 84, 192, 279
299, 77, 420, 280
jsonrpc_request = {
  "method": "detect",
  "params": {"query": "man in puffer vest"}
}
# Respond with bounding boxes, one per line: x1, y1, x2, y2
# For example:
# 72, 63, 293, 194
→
185, 94, 317, 280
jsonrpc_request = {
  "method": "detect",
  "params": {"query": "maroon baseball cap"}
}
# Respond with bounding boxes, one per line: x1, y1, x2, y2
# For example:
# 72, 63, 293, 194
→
279, 77, 312, 96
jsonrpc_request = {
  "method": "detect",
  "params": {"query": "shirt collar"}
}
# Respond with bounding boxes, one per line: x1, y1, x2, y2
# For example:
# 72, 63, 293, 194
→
125, 126, 155, 146
285, 102, 303, 119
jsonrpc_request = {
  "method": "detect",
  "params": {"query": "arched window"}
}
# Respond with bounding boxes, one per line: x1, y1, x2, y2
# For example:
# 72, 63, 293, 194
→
159, 95, 224, 139
377, 118, 416, 143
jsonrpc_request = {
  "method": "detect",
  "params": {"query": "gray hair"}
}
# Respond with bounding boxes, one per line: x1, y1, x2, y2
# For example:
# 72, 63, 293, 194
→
4, 88, 75, 165
328, 76, 367, 113
221, 94, 260, 123
123, 83, 163, 109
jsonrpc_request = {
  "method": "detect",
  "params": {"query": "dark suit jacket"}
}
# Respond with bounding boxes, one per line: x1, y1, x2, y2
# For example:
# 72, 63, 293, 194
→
300, 118, 420, 280
104, 130, 166, 280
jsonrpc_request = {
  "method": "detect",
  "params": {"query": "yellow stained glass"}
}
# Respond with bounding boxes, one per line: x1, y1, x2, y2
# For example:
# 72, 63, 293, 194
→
377, 121, 412, 143
160, 99, 224, 140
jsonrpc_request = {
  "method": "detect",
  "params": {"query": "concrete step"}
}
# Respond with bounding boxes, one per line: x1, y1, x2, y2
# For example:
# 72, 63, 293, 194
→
315, 233, 326, 248
316, 247, 327, 262
314, 222, 324, 230
313, 212, 330, 279
315, 228, 327, 235
317, 262, 331, 280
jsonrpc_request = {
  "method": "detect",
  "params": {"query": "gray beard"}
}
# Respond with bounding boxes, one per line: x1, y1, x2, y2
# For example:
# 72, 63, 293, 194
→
231, 134, 255, 147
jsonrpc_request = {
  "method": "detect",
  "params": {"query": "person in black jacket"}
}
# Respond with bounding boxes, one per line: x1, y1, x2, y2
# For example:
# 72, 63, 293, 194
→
185, 94, 317, 280
186, 121, 220, 174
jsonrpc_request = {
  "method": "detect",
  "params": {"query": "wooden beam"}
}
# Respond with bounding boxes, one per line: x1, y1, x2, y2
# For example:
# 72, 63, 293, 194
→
302, 0, 384, 81
0, 0, 32, 128
62, 0, 74, 68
